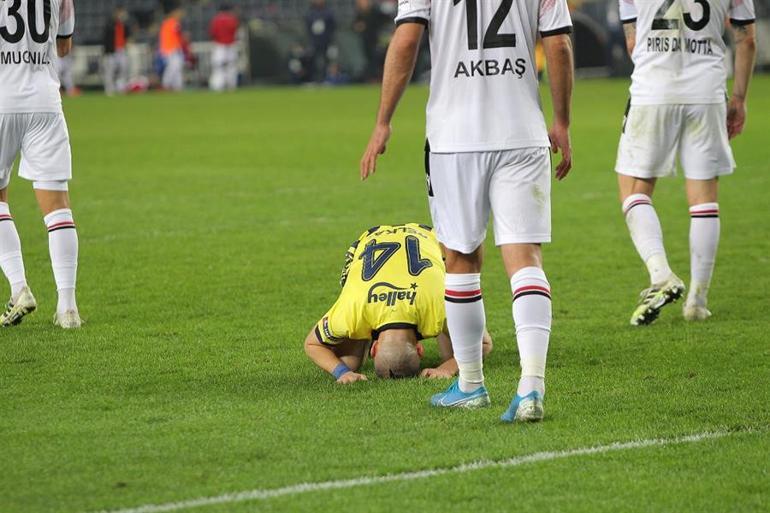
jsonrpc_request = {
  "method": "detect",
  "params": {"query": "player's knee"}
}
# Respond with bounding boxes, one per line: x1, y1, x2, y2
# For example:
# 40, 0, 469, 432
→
686, 179, 718, 206
444, 247, 483, 274
33, 184, 70, 215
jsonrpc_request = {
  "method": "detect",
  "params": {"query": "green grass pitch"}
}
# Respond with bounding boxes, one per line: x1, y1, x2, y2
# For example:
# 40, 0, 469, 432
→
1, 77, 769, 513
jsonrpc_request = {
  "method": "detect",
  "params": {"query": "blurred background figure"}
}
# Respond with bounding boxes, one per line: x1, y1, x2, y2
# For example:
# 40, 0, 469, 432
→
159, 5, 187, 91
305, 0, 337, 83
56, 54, 81, 97
31, 1, 770, 92
103, 5, 132, 96
209, 3, 240, 92
353, 0, 388, 82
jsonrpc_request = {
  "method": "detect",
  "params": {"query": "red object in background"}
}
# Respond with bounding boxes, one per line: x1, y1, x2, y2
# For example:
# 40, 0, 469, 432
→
114, 21, 126, 51
210, 12, 239, 45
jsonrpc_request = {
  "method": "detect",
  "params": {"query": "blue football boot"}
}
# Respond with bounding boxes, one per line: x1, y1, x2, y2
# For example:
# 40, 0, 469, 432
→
430, 379, 491, 409
501, 390, 544, 423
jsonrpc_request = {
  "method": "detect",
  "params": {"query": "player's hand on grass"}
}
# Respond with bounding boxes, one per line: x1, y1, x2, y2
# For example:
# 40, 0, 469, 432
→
336, 372, 368, 384
420, 368, 454, 379
549, 122, 572, 181
360, 123, 392, 181
727, 97, 746, 140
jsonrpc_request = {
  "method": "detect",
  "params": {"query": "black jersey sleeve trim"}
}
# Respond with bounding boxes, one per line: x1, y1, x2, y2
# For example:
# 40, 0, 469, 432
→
540, 26, 573, 38
372, 323, 423, 341
57, 33, 74, 39
621, 17, 638, 25
730, 18, 756, 27
396, 17, 429, 28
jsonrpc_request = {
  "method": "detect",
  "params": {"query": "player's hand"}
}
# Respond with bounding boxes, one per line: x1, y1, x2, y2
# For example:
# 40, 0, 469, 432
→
360, 123, 392, 181
420, 368, 455, 379
727, 97, 746, 140
548, 122, 572, 181
336, 372, 368, 384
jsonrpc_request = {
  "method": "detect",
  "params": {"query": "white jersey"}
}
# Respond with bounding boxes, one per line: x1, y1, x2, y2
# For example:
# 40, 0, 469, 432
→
396, 0, 572, 153
0, 0, 75, 114
620, 0, 755, 105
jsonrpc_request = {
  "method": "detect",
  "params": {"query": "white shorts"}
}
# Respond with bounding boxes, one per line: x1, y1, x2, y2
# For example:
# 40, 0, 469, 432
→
426, 145, 552, 254
0, 113, 72, 190
615, 103, 735, 180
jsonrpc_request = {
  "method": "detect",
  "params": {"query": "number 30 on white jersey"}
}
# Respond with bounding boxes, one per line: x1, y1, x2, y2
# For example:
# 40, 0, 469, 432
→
0, 0, 76, 114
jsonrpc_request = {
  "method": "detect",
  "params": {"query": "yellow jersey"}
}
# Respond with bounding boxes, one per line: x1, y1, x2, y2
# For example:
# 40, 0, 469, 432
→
315, 224, 446, 345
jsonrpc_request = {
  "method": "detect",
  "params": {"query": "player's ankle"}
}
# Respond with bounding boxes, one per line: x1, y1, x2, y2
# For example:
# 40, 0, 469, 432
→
10, 282, 28, 301
646, 253, 673, 285
57, 288, 77, 313
458, 360, 484, 393
517, 375, 545, 397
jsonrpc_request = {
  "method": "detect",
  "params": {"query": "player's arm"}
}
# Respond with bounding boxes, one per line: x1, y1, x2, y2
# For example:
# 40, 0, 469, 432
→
622, 21, 636, 55
619, 0, 638, 56
57, 37, 73, 57
359, 22, 424, 180
728, 21, 757, 139
421, 331, 493, 379
57, 0, 75, 57
542, 33, 574, 181
304, 328, 368, 384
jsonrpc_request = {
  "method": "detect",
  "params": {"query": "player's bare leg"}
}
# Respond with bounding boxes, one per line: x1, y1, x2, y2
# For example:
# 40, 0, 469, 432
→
500, 243, 549, 422
618, 174, 684, 325
35, 187, 81, 329
431, 246, 491, 409
684, 178, 720, 321
0, 187, 36, 326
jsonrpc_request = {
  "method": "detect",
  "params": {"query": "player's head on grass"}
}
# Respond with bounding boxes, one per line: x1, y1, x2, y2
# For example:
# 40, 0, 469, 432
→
371, 329, 424, 379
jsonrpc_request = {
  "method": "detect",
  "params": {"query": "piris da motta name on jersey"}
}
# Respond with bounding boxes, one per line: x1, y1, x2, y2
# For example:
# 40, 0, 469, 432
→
647, 36, 715, 55
0, 50, 52, 66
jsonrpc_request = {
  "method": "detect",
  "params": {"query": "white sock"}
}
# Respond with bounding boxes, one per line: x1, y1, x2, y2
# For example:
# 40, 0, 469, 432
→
0, 202, 27, 299
511, 267, 551, 397
688, 203, 720, 307
445, 273, 485, 393
45, 209, 78, 313
623, 194, 672, 284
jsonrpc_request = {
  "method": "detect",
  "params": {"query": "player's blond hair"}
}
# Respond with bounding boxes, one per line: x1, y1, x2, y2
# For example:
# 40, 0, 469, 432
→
373, 330, 420, 379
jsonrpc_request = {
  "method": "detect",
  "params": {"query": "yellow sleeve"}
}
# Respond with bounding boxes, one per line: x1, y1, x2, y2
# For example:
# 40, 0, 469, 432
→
314, 296, 370, 345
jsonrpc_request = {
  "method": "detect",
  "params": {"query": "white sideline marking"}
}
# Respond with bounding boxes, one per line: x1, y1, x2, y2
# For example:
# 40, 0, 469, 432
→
93, 430, 736, 513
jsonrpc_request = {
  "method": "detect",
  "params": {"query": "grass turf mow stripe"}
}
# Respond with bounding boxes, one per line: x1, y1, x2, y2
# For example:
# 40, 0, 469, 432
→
93, 430, 741, 513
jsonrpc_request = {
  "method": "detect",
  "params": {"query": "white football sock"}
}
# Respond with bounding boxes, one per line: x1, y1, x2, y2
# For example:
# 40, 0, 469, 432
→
511, 267, 551, 397
622, 194, 673, 284
688, 203, 720, 306
445, 273, 485, 393
45, 209, 79, 313
0, 202, 27, 299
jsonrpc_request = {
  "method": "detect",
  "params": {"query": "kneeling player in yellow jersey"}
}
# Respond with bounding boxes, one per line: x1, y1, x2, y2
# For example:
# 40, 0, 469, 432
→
305, 224, 492, 383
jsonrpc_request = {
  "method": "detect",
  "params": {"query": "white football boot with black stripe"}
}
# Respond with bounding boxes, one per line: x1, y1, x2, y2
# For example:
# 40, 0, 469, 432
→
630, 275, 685, 326
1, 287, 37, 327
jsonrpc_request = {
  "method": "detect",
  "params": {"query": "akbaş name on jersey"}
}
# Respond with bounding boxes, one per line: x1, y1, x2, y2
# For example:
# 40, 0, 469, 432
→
454, 57, 527, 79
367, 282, 418, 307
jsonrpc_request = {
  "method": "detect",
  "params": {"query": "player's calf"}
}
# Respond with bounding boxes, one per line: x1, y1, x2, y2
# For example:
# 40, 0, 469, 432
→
44, 206, 80, 327
685, 203, 720, 320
